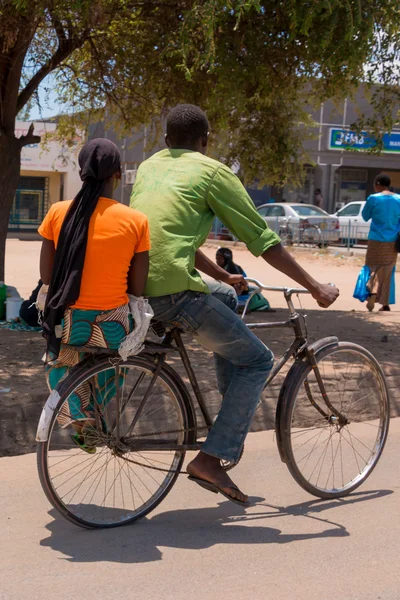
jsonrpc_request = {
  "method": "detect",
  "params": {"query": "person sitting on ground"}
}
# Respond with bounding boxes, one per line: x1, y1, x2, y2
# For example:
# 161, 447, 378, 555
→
130, 104, 339, 506
19, 280, 42, 327
38, 138, 150, 452
216, 247, 271, 311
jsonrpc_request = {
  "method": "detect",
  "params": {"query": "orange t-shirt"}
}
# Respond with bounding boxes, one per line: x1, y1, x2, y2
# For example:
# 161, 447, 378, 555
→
38, 198, 150, 310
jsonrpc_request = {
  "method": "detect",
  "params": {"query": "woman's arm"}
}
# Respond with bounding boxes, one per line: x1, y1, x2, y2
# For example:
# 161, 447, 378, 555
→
128, 251, 149, 296
40, 239, 56, 284
362, 197, 372, 222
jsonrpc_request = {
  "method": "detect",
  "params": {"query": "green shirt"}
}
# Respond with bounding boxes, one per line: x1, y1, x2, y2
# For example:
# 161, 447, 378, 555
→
130, 149, 280, 297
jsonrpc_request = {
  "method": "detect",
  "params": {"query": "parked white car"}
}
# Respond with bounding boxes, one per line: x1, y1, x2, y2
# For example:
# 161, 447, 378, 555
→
332, 201, 370, 242
257, 203, 340, 245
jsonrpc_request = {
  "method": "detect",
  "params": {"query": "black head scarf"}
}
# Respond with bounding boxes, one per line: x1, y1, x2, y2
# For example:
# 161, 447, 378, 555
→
42, 138, 121, 357
216, 247, 244, 276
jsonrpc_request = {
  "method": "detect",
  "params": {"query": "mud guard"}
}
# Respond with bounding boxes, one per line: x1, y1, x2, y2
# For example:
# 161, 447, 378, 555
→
36, 390, 61, 442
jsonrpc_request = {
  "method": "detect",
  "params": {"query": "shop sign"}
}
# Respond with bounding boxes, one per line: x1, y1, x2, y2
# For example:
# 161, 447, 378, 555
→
329, 128, 400, 153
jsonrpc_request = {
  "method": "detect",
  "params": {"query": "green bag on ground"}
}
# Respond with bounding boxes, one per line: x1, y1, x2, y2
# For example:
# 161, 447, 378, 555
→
248, 291, 270, 312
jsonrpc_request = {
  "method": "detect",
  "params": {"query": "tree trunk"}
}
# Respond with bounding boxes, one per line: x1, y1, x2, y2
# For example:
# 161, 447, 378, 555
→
0, 135, 22, 281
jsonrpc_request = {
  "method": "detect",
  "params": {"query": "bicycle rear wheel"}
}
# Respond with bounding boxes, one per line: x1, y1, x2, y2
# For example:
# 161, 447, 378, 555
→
279, 342, 390, 499
37, 355, 195, 528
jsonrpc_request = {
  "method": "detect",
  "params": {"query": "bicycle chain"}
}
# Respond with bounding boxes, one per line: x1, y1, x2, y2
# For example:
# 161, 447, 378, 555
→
89, 425, 240, 475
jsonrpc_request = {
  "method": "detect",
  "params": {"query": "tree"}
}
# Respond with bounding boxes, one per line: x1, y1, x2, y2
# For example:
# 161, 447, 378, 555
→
1, 0, 400, 278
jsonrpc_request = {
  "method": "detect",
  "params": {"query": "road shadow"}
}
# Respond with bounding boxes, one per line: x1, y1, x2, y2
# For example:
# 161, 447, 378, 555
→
40, 488, 393, 564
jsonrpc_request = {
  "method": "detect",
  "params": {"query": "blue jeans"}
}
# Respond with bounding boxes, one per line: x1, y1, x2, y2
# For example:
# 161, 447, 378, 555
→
149, 281, 274, 463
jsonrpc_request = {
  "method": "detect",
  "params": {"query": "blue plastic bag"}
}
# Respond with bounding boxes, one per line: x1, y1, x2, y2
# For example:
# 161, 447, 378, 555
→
389, 266, 396, 304
353, 265, 371, 302
353, 265, 396, 304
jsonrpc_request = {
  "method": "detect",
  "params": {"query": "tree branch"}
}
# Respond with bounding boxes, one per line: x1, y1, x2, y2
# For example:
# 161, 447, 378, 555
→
17, 122, 41, 148
16, 33, 86, 113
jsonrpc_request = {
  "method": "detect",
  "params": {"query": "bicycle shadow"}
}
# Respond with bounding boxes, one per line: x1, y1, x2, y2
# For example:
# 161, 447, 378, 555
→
40, 488, 393, 564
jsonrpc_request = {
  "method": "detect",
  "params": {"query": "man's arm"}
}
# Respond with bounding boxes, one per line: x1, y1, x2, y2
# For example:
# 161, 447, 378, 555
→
207, 167, 339, 308
195, 249, 245, 290
262, 244, 339, 307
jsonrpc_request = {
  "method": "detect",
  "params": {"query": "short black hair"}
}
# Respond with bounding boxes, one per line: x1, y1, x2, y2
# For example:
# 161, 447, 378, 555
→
166, 104, 208, 148
375, 173, 391, 188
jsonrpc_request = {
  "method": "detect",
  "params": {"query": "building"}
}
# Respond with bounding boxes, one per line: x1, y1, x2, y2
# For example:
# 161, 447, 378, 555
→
9, 121, 81, 232
270, 87, 400, 212
90, 86, 400, 213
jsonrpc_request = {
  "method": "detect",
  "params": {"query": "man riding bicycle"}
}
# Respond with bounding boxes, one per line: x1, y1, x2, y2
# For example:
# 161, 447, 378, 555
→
130, 104, 339, 505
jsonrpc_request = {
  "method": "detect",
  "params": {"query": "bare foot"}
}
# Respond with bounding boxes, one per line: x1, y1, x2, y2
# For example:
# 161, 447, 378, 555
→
187, 451, 248, 504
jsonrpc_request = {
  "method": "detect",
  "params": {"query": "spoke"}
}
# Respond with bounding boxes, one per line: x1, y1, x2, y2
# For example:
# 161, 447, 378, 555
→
118, 457, 126, 510
339, 435, 344, 489
325, 433, 341, 489
135, 453, 170, 483
344, 426, 376, 453
293, 427, 327, 454
315, 429, 335, 487
58, 455, 110, 500
88, 453, 113, 506
339, 429, 366, 472
51, 452, 96, 480
123, 461, 147, 504
291, 425, 329, 439
78, 450, 110, 505
67, 448, 108, 504
48, 452, 84, 467
102, 458, 125, 508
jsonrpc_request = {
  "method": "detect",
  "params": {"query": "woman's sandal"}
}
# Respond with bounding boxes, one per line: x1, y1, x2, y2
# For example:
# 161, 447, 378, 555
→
71, 433, 97, 454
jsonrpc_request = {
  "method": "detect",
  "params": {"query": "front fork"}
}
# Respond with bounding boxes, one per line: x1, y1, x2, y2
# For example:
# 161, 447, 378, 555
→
305, 347, 349, 427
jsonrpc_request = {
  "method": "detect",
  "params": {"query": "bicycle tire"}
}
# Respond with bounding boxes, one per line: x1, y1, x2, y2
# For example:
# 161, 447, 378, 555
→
277, 342, 390, 499
37, 354, 196, 529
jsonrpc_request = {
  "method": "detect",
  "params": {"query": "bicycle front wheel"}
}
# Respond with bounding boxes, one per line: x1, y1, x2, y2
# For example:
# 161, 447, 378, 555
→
37, 355, 194, 528
279, 342, 390, 499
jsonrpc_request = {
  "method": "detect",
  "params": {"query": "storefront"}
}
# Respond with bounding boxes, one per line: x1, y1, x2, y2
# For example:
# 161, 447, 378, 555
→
326, 128, 400, 210
8, 122, 81, 232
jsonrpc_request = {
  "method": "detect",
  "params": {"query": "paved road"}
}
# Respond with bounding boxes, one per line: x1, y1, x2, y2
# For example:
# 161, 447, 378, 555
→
1, 419, 399, 600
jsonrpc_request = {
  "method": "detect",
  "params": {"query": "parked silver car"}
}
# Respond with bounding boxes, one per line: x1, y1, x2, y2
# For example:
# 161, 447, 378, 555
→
257, 203, 340, 245
332, 201, 370, 242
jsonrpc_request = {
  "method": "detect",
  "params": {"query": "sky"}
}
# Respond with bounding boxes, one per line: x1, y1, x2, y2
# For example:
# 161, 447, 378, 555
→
28, 81, 62, 121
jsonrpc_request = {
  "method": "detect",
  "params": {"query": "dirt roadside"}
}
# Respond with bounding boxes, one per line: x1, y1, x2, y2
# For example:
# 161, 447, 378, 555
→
0, 240, 399, 456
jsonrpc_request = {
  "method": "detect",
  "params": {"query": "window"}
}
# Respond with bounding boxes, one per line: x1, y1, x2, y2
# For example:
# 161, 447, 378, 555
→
337, 203, 361, 217
340, 169, 367, 183
258, 205, 286, 217
257, 206, 268, 217
291, 205, 329, 217
268, 206, 285, 217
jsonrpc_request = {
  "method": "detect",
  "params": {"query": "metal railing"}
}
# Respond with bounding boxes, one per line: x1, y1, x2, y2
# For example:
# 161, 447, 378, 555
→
208, 217, 370, 249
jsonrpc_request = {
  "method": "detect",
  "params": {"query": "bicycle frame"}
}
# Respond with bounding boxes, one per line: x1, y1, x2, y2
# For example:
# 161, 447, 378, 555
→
123, 281, 318, 451
118, 280, 346, 454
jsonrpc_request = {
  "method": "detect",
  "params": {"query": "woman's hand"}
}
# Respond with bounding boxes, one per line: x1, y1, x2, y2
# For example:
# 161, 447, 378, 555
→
224, 273, 247, 295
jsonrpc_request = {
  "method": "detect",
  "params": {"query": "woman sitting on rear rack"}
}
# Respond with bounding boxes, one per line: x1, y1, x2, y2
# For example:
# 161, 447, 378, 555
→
38, 139, 150, 451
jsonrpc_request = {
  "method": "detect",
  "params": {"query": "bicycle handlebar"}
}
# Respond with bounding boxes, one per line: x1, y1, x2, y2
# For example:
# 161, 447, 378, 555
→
244, 278, 310, 297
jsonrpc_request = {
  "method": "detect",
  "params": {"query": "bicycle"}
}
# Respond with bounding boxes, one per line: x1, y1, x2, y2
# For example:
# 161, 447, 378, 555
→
36, 280, 390, 529
279, 222, 325, 248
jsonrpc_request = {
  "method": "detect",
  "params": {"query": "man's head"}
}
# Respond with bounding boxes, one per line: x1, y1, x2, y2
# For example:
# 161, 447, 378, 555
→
165, 104, 209, 154
374, 173, 391, 192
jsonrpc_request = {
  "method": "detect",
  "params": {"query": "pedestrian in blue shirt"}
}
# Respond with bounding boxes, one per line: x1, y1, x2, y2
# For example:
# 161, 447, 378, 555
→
362, 174, 400, 311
